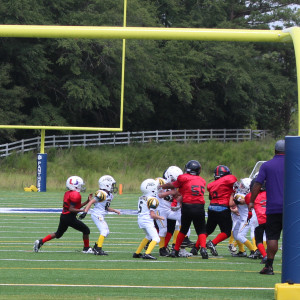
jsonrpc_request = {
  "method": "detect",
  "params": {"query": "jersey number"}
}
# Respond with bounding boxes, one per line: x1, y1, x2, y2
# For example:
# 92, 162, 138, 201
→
191, 185, 205, 196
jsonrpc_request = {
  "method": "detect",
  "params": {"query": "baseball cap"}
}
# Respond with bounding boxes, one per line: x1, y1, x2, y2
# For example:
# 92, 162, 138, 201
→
275, 140, 285, 152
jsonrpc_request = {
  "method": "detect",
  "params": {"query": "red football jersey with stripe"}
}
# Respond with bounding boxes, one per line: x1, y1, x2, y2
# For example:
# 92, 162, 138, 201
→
207, 174, 237, 207
172, 173, 206, 204
62, 190, 82, 214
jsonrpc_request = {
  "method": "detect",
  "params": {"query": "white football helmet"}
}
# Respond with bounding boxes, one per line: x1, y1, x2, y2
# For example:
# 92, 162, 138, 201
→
140, 178, 157, 197
98, 175, 117, 193
234, 178, 251, 195
165, 166, 183, 183
66, 176, 85, 192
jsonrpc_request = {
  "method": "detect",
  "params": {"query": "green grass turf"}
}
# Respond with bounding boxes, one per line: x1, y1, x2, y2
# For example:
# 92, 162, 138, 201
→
0, 191, 281, 299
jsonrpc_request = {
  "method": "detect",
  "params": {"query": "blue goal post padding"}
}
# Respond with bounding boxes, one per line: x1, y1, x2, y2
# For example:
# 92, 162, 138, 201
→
282, 136, 300, 283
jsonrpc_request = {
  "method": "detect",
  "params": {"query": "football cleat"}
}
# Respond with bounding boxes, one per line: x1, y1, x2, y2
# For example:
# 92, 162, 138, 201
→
181, 236, 195, 248
82, 247, 94, 254
133, 253, 143, 258
260, 256, 267, 264
206, 240, 218, 256
259, 266, 274, 275
93, 243, 108, 256
33, 239, 43, 252
170, 249, 179, 257
142, 254, 157, 260
190, 246, 199, 256
159, 247, 170, 257
228, 243, 237, 254
248, 249, 261, 259
232, 251, 247, 257
179, 248, 193, 257
200, 247, 208, 259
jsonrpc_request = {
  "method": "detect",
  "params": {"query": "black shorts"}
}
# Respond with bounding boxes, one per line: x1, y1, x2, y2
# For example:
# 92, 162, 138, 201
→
254, 223, 266, 244
55, 213, 90, 238
180, 203, 206, 236
206, 208, 232, 237
266, 213, 282, 241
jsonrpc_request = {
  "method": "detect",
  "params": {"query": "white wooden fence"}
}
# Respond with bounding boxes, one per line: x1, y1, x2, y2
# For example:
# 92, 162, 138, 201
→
0, 129, 269, 157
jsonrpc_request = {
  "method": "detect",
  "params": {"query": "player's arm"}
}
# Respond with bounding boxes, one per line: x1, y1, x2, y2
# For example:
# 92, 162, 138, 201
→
107, 207, 121, 215
81, 193, 93, 208
160, 182, 175, 190
150, 210, 164, 221
83, 198, 96, 213
69, 203, 86, 213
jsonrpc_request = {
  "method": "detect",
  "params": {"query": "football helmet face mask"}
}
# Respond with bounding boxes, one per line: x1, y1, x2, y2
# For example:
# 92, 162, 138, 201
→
140, 178, 158, 197
66, 176, 86, 192
234, 178, 251, 195
98, 175, 118, 193
165, 166, 183, 183
185, 160, 201, 175
214, 165, 231, 180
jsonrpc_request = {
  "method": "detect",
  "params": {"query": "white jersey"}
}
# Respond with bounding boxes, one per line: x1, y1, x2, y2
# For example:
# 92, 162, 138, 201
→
234, 192, 248, 222
90, 190, 114, 216
137, 195, 158, 228
157, 193, 173, 210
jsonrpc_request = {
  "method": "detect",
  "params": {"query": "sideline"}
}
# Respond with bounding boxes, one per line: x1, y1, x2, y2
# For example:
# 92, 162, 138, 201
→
0, 208, 138, 215
0, 283, 274, 290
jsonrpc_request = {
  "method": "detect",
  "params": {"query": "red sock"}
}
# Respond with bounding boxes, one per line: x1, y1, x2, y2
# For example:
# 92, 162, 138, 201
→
174, 232, 185, 251
257, 243, 267, 257
212, 232, 228, 245
42, 234, 53, 244
164, 232, 173, 248
83, 239, 89, 248
198, 233, 207, 248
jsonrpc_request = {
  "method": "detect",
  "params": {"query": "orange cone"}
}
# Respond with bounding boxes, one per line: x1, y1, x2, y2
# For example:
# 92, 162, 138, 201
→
119, 184, 123, 195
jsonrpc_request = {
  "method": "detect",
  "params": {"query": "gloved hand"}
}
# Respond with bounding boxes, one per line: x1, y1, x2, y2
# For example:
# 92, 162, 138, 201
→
78, 212, 87, 220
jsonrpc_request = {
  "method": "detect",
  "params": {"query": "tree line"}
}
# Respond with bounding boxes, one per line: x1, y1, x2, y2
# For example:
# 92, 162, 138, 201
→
0, 0, 299, 143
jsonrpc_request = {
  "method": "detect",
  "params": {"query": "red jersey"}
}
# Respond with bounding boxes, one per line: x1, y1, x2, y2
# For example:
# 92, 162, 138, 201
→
172, 173, 206, 204
62, 190, 82, 214
207, 174, 237, 207
247, 191, 266, 224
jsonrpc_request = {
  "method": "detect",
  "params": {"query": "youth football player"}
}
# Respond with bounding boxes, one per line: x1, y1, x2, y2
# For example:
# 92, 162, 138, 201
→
82, 175, 120, 255
33, 176, 93, 253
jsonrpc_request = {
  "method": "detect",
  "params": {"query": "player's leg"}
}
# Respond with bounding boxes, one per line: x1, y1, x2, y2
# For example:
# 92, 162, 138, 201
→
91, 214, 109, 255
207, 209, 232, 256
69, 215, 92, 253
255, 224, 267, 262
165, 218, 176, 248
192, 204, 208, 259
260, 214, 282, 275
143, 225, 160, 260
156, 209, 169, 256
34, 214, 67, 252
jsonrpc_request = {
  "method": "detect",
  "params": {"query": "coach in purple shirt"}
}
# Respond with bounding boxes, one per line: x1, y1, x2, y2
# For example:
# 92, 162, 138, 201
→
249, 139, 285, 275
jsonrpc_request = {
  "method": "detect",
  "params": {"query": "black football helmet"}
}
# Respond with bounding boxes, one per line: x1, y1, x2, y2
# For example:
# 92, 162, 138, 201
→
214, 165, 231, 180
185, 160, 201, 175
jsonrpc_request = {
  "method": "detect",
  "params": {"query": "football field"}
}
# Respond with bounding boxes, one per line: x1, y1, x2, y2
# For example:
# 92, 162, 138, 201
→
0, 191, 281, 299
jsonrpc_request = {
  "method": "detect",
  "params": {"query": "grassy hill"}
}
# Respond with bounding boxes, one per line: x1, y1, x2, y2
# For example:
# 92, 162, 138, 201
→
0, 138, 278, 192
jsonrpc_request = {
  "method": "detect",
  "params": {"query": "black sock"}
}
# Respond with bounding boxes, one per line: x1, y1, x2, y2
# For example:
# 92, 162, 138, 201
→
266, 258, 274, 268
